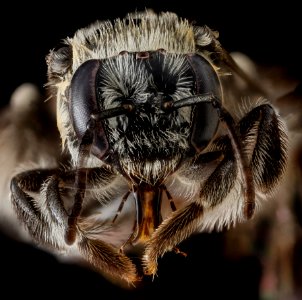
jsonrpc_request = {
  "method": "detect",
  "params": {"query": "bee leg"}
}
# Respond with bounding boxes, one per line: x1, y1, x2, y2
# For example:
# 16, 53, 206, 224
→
213, 101, 256, 219
11, 168, 138, 283
143, 146, 237, 276
45, 170, 138, 283
162, 185, 186, 257
239, 104, 288, 193
162, 186, 186, 256
10, 169, 61, 246
112, 190, 131, 223
10, 168, 85, 249
143, 202, 204, 277
161, 185, 177, 211
77, 236, 138, 284
44, 174, 69, 227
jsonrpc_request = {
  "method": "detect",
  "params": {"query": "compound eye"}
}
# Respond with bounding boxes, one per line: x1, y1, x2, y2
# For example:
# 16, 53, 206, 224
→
69, 59, 109, 159
187, 54, 222, 151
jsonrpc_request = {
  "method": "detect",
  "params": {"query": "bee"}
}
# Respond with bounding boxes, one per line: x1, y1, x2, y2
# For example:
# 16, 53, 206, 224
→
10, 10, 288, 284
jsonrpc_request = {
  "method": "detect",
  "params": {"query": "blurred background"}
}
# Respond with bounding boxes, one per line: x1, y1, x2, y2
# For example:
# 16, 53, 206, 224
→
0, 1, 301, 299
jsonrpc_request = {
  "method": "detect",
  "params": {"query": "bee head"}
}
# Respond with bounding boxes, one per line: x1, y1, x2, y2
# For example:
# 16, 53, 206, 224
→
46, 12, 222, 184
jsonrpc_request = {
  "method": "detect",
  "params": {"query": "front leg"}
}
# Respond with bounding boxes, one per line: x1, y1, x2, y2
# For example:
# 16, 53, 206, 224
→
143, 103, 288, 276
239, 103, 288, 193
11, 167, 138, 283
143, 142, 237, 276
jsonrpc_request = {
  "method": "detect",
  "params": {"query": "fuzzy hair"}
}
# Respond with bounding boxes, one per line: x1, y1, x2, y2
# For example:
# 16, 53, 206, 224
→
68, 11, 197, 70
49, 10, 218, 165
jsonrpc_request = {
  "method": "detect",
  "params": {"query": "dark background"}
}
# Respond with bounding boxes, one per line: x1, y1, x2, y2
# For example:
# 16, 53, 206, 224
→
0, 1, 301, 299
0, 1, 301, 106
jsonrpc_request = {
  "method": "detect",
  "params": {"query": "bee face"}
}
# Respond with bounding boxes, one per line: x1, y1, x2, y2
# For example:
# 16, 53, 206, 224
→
99, 52, 193, 154
98, 52, 194, 184
47, 12, 218, 172
66, 49, 221, 184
